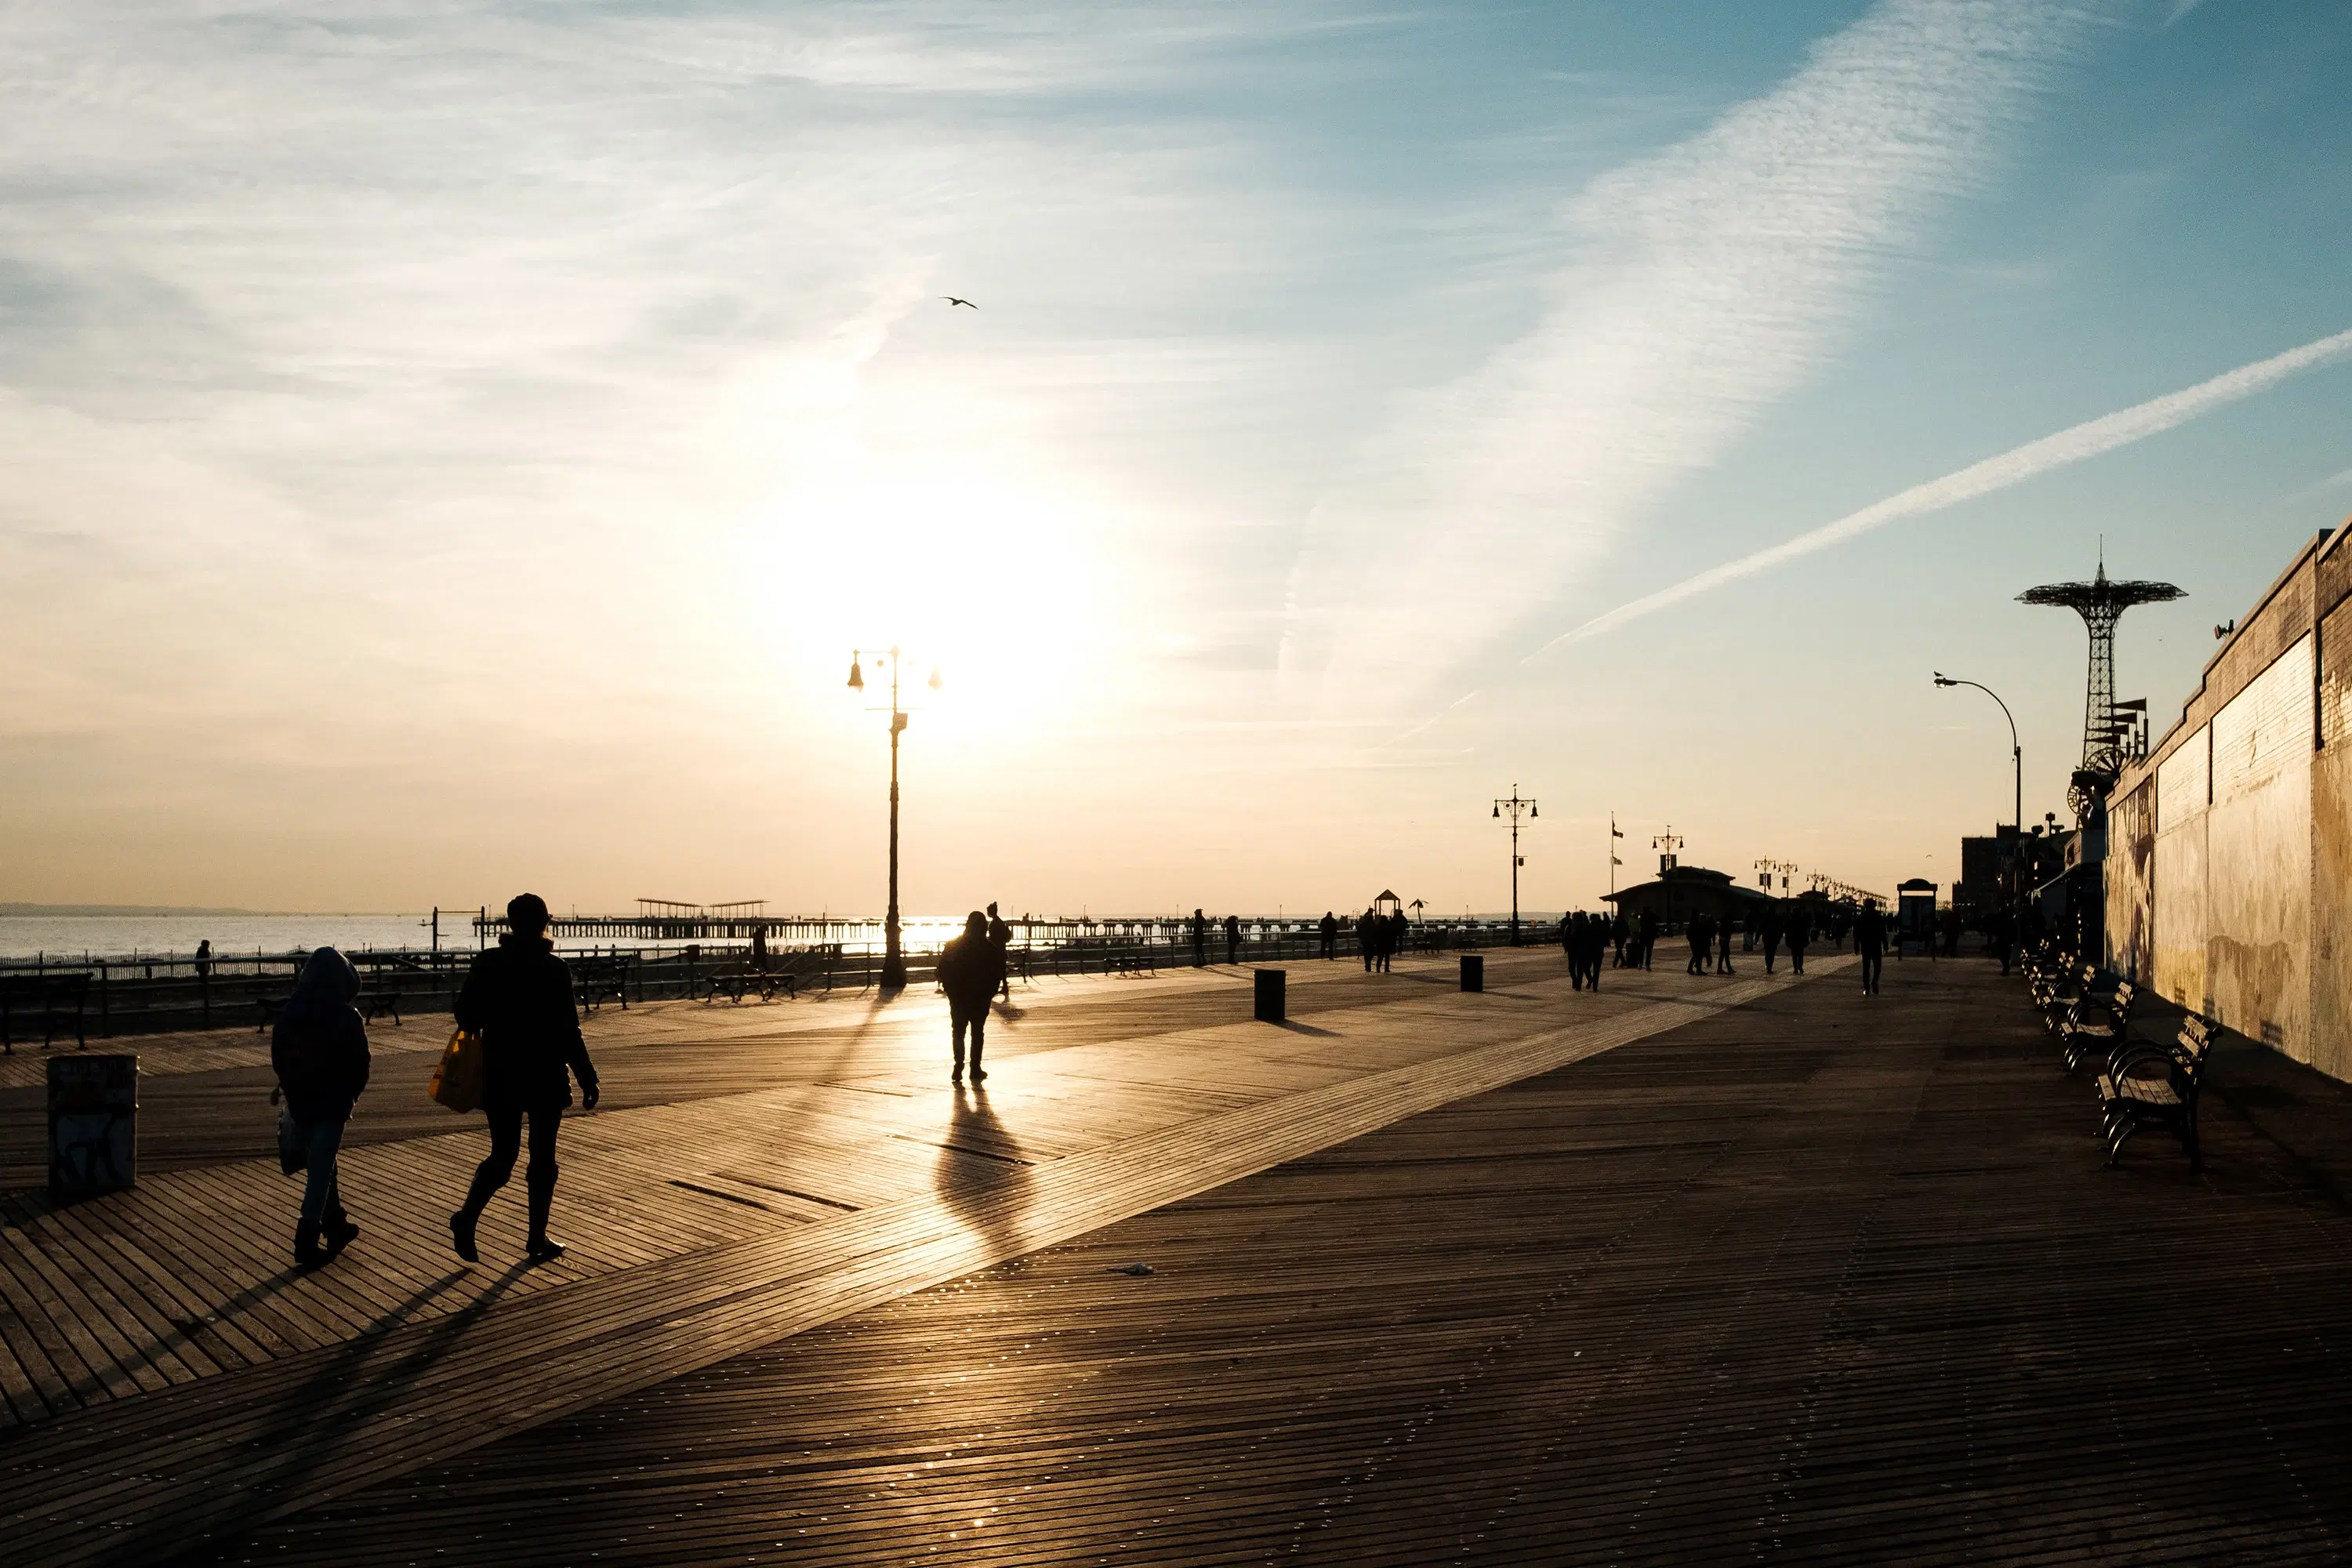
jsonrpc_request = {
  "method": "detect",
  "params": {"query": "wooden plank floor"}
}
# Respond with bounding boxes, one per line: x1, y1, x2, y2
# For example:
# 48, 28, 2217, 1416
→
0, 949, 1823, 1566
190, 955, 2352, 1568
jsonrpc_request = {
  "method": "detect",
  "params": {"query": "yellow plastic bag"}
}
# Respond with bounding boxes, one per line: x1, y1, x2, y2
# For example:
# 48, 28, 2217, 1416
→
428, 1026, 483, 1113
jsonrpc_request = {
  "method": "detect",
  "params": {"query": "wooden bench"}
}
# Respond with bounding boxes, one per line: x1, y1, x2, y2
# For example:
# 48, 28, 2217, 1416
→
573, 956, 634, 1014
2097, 1008, 2218, 1170
359, 989, 404, 1025
2037, 961, 2096, 1035
700, 966, 797, 1005
0, 973, 90, 1053
2058, 971, 2135, 1076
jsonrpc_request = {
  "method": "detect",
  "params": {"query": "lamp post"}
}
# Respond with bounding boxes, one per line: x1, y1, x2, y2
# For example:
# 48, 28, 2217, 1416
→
1493, 787, 1537, 945
1933, 673, 2021, 836
848, 646, 941, 989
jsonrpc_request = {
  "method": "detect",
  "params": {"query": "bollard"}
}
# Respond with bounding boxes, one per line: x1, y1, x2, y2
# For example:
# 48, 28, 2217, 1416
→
1460, 953, 1484, 993
1254, 967, 1287, 1024
49, 1054, 137, 1202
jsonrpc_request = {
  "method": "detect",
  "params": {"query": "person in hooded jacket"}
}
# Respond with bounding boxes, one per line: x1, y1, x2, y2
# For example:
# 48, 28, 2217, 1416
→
272, 946, 372, 1267
938, 910, 1004, 1084
450, 893, 600, 1265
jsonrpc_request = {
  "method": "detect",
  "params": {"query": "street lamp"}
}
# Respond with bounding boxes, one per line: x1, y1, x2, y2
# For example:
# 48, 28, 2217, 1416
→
1493, 786, 1537, 945
848, 646, 942, 989
1933, 673, 2021, 837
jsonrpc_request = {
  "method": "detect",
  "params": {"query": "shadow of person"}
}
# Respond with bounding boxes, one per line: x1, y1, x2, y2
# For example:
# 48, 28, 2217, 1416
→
932, 1085, 1034, 1263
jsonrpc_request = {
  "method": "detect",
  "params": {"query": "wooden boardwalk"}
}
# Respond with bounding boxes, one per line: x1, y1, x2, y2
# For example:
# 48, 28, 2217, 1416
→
0, 948, 1816, 1565
188, 956, 2352, 1566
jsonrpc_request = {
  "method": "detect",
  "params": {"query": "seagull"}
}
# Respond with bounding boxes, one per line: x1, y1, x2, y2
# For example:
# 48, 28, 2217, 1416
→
942, 296, 977, 309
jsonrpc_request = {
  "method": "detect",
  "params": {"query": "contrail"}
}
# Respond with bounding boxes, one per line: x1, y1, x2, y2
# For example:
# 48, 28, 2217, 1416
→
1528, 325, 2352, 657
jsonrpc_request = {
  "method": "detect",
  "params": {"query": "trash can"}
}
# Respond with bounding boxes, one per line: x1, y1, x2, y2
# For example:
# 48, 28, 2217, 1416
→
50, 1054, 137, 1201
1254, 968, 1287, 1023
1460, 953, 1484, 993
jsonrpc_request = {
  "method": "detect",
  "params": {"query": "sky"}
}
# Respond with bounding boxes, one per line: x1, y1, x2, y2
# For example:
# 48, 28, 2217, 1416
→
2, 0, 2348, 918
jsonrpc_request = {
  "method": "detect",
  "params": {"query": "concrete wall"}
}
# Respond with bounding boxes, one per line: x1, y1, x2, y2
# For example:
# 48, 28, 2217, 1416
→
2111, 528, 2350, 1078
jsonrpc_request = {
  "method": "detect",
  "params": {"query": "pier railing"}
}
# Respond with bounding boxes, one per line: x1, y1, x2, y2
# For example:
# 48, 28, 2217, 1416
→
0, 917, 1534, 1044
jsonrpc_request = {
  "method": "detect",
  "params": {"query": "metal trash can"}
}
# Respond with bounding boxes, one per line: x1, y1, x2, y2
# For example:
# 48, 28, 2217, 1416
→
50, 1054, 137, 1201
1254, 968, 1287, 1024
1460, 953, 1484, 993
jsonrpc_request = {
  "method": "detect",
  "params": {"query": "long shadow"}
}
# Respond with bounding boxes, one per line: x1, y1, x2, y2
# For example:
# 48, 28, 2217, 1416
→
931, 1086, 1034, 1263
154, 1258, 534, 1566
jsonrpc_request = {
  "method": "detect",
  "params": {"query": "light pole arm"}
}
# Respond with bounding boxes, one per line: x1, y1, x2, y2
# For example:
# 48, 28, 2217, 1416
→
1936, 674, 2023, 837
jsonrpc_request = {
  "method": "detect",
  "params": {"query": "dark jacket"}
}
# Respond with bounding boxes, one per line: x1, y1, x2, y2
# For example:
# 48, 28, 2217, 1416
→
938, 931, 1004, 1011
457, 934, 597, 1113
272, 946, 371, 1123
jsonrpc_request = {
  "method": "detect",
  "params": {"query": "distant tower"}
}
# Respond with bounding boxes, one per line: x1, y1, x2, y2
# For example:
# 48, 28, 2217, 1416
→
2019, 555, 2182, 788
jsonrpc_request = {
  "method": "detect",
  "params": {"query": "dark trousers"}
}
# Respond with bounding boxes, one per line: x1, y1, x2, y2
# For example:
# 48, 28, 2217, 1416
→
1860, 949, 1883, 993
953, 1000, 987, 1069
462, 1105, 564, 1242
1789, 946, 1806, 975
1763, 937, 1780, 974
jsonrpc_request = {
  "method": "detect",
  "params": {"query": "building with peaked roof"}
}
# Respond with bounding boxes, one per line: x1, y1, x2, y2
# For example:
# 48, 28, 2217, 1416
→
1601, 865, 1774, 930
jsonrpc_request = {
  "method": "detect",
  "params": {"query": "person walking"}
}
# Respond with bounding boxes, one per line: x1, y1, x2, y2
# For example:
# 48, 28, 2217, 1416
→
1715, 912, 1736, 975
1224, 913, 1242, 965
1190, 909, 1208, 968
1686, 911, 1711, 975
938, 910, 1004, 1084
1636, 908, 1657, 971
1357, 908, 1377, 972
986, 902, 1013, 1000
1319, 910, 1338, 960
1857, 899, 1887, 995
1388, 909, 1410, 967
449, 894, 601, 1265
271, 946, 371, 1267
1581, 912, 1603, 993
1759, 900, 1783, 975
1562, 913, 1581, 990
1787, 906, 1809, 975
1611, 911, 1628, 968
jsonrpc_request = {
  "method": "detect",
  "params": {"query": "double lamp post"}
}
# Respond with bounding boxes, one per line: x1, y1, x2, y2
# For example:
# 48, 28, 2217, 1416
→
848, 647, 940, 989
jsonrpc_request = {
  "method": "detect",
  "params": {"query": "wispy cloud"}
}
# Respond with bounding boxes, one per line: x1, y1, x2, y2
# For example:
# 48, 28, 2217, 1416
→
1534, 325, 2352, 652
1281, 0, 2110, 716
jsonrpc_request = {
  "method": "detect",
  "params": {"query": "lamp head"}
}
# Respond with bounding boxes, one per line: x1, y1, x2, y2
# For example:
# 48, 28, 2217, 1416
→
1493, 803, 1501, 818
1530, 802, 1537, 818
846, 656, 865, 691
1933, 673, 1955, 687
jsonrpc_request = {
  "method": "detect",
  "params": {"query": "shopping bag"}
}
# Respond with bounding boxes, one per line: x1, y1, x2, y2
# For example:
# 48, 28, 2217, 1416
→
428, 1026, 483, 1113
277, 1105, 305, 1176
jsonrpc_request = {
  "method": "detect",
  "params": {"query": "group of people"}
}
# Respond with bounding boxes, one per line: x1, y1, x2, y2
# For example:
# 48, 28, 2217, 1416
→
270, 891, 600, 1269
1353, 906, 1412, 971
1559, 910, 1610, 989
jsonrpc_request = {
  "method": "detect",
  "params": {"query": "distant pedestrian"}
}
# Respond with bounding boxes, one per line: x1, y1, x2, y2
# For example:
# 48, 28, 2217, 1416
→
987, 902, 1012, 1000
1191, 909, 1208, 968
1319, 910, 1338, 960
1990, 906, 2013, 976
1759, 900, 1783, 975
1857, 900, 1886, 995
271, 946, 371, 1267
1787, 907, 1809, 975
449, 894, 601, 1266
938, 910, 1004, 1084
1715, 913, 1735, 975
1225, 913, 1242, 965
1686, 912, 1711, 975
1562, 914, 1581, 989
1388, 909, 1410, 965
194, 938, 213, 981
1580, 913, 1604, 992
1358, 908, 1377, 972
1611, 912, 1628, 968
1637, 909, 1657, 971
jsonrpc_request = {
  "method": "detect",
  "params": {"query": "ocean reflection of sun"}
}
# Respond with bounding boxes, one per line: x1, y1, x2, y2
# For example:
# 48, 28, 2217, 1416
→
765, 470, 1117, 737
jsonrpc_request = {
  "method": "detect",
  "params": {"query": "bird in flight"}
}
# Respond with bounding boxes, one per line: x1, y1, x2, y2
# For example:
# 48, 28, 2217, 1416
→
942, 296, 977, 309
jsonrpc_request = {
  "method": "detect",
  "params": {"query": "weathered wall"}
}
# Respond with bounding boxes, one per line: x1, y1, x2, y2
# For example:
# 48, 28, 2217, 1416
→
2151, 729, 2209, 1009
2106, 776, 2155, 984
2111, 528, 2350, 1080
2205, 636, 2311, 1058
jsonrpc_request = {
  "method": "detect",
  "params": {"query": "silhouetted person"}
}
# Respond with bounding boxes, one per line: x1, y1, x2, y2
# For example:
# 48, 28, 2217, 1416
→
939, 910, 1004, 1084
1686, 911, 1711, 975
1857, 900, 1887, 995
1715, 913, 1735, 975
1990, 905, 2013, 975
451, 893, 600, 1265
1611, 912, 1628, 968
1581, 912, 1604, 992
194, 938, 213, 980
1224, 913, 1242, 965
1636, 908, 1657, 971
1357, 908, 1377, 971
272, 946, 370, 1267
750, 925, 768, 972
1191, 908, 1208, 967
1787, 906, 1809, 975
1562, 914, 1581, 989
1319, 910, 1338, 960
987, 902, 1012, 1000
1759, 900, 1783, 975
1388, 910, 1410, 965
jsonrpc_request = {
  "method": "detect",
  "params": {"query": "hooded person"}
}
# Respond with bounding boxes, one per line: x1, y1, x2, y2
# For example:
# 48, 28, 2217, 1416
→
450, 893, 601, 1265
271, 946, 372, 1266
938, 910, 1005, 1084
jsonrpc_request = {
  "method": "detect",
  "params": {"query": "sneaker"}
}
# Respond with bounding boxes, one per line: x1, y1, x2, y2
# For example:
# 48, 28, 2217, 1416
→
449, 1210, 479, 1264
526, 1236, 567, 1264
971, 1067, 988, 1083
325, 1218, 360, 1258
